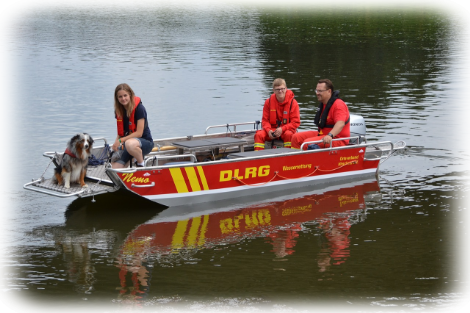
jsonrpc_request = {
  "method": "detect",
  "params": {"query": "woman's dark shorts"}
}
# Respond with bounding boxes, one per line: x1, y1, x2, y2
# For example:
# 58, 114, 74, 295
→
116, 138, 154, 165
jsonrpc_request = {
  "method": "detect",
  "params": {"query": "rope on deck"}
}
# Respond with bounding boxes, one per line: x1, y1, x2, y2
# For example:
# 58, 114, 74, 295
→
88, 144, 111, 166
37, 154, 57, 182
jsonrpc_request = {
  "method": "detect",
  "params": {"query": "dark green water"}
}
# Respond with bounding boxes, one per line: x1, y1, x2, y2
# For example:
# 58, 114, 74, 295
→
2, 4, 469, 312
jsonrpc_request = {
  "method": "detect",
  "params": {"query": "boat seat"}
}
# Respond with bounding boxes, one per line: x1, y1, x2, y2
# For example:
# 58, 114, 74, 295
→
172, 137, 246, 154
227, 148, 297, 159
264, 139, 285, 149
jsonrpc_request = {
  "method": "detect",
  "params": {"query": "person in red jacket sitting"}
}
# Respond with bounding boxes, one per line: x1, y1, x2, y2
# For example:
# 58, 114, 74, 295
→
291, 79, 350, 150
254, 78, 300, 150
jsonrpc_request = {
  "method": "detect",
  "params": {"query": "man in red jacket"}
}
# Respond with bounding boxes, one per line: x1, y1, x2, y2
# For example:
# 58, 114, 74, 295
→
254, 78, 300, 150
291, 79, 350, 150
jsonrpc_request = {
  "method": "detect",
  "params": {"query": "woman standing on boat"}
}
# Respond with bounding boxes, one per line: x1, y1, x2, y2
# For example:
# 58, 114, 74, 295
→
112, 83, 154, 168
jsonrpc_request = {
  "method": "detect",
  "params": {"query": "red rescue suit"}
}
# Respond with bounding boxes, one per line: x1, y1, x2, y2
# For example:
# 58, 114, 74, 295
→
254, 90, 300, 150
116, 96, 141, 137
319, 217, 351, 266
291, 98, 350, 150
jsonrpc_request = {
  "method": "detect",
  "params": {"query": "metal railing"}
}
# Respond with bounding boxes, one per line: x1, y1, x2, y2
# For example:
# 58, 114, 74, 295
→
42, 137, 109, 159
299, 136, 363, 150
205, 121, 260, 135
145, 154, 197, 167
299, 137, 406, 163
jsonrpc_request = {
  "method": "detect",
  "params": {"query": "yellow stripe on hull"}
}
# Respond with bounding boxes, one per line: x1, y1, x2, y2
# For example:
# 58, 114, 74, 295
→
197, 166, 209, 190
170, 166, 210, 193
169, 168, 189, 193
185, 167, 201, 192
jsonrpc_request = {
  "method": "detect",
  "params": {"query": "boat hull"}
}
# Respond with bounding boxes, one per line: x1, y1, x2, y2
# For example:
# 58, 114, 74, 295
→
107, 145, 380, 207
145, 168, 377, 207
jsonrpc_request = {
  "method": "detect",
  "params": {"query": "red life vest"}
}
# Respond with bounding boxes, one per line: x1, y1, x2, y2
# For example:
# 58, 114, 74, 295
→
64, 147, 77, 158
116, 96, 141, 137
269, 94, 293, 127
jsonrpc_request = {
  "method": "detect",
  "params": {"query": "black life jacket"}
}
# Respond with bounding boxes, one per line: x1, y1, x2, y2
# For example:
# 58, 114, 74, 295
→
314, 90, 350, 129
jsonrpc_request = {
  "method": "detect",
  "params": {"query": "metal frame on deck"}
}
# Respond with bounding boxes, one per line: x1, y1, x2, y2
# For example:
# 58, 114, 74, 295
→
204, 121, 260, 135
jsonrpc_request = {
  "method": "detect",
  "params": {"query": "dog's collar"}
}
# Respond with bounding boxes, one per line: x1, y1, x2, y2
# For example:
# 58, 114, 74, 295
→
64, 148, 78, 158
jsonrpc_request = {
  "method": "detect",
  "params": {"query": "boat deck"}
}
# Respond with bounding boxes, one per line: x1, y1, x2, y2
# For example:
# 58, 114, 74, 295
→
30, 177, 116, 197
24, 143, 117, 198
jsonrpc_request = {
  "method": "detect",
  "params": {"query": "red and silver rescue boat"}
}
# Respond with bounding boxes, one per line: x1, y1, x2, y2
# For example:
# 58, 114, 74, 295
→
24, 115, 406, 207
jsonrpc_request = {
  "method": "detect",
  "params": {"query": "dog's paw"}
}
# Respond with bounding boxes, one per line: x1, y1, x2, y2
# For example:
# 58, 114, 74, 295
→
82, 184, 89, 189
64, 184, 70, 189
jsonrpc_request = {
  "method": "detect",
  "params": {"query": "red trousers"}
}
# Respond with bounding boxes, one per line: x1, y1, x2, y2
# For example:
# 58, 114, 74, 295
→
254, 129, 295, 150
291, 131, 348, 150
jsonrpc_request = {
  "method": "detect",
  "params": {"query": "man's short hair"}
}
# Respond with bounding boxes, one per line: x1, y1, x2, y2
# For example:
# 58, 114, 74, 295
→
318, 79, 334, 92
273, 78, 287, 89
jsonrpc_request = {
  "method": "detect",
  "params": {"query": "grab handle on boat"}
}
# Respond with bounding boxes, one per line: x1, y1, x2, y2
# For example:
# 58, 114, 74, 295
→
131, 182, 155, 188
392, 140, 406, 151
43, 137, 109, 159
145, 154, 197, 167
205, 121, 259, 135
378, 140, 407, 163
300, 136, 361, 150
92, 137, 108, 145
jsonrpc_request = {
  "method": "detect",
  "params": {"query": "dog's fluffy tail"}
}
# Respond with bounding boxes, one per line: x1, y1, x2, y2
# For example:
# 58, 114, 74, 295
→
51, 166, 62, 183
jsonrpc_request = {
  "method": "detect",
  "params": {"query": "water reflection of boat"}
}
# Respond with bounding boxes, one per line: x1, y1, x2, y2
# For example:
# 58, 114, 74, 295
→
24, 117, 404, 208
121, 178, 380, 257
30, 179, 380, 301
27, 191, 163, 296
113, 179, 381, 300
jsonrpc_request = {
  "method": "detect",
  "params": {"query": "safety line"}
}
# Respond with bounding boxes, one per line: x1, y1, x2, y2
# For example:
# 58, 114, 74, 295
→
233, 172, 279, 186
233, 160, 358, 186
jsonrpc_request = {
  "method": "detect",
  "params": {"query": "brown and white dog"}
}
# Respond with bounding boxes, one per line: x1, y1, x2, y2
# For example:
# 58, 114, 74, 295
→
54, 133, 94, 189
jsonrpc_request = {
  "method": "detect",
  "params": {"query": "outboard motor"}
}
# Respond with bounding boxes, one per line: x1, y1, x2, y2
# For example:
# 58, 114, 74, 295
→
349, 114, 366, 144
